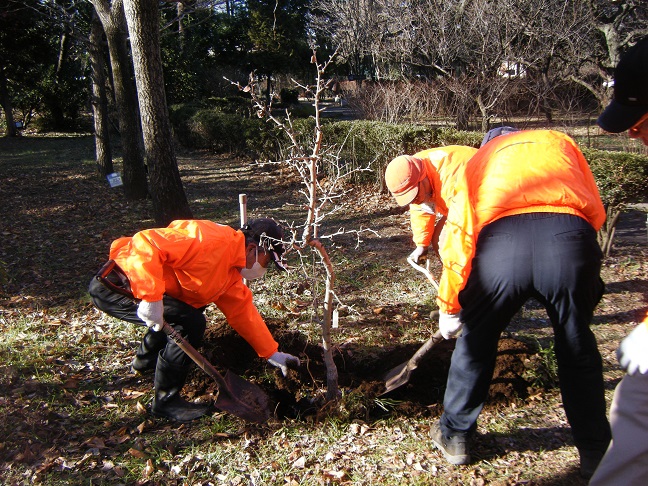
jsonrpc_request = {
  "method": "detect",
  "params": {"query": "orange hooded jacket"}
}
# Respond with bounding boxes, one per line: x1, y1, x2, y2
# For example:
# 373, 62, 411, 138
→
408, 146, 479, 247
109, 220, 278, 358
437, 130, 606, 315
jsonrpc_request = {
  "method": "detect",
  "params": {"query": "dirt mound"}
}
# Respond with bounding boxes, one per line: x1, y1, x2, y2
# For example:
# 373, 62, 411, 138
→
189, 319, 539, 420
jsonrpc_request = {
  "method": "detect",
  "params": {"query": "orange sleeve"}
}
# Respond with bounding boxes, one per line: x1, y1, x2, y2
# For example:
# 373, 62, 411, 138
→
214, 279, 279, 359
566, 137, 607, 231
436, 179, 475, 315
410, 204, 436, 246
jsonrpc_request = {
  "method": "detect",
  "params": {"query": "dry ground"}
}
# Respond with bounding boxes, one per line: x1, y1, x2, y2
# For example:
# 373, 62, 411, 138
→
0, 135, 647, 485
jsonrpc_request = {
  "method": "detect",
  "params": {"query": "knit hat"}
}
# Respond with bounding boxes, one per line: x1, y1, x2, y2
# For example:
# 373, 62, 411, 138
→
598, 37, 648, 133
480, 126, 519, 147
385, 155, 426, 206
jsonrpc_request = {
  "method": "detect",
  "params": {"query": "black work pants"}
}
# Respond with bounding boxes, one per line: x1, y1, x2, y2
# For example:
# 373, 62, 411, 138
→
440, 213, 611, 453
88, 274, 207, 368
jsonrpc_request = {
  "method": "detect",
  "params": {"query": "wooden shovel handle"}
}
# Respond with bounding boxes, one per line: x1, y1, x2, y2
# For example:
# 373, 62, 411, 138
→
407, 330, 444, 371
161, 321, 229, 391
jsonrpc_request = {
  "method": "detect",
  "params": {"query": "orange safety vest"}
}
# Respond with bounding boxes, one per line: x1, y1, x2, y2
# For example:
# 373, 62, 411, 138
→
409, 146, 478, 246
109, 220, 278, 358
437, 130, 606, 315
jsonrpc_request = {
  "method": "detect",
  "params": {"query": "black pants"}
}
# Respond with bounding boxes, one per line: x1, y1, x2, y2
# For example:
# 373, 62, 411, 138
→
440, 213, 611, 453
88, 272, 207, 368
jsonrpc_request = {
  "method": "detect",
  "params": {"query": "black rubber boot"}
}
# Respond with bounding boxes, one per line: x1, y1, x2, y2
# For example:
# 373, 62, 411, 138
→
151, 353, 209, 423
131, 329, 167, 374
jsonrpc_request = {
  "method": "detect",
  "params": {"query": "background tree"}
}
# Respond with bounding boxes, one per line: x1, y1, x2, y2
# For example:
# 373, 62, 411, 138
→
123, 0, 193, 225
88, 11, 113, 176
0, 0, 57, 135
246, 0, 311, 103
90, 0, 148, 200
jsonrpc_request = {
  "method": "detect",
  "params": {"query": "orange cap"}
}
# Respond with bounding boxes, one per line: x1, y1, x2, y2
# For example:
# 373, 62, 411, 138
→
385, 155, 426, 206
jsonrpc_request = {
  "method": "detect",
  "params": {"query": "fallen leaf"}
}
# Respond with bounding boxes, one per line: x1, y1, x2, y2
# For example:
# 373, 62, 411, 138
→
128, 448, 148, 459
143, 458, 155, 477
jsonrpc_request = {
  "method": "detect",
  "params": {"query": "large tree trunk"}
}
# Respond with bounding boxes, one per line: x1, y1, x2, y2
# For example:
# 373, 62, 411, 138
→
91, 0, 148, 200
0, 66, 17, 138
123, 0, 193, 225
89, 14, 113, 177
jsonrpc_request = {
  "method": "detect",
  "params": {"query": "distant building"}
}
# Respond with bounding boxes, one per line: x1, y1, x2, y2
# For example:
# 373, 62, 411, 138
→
498, 61, 526, 78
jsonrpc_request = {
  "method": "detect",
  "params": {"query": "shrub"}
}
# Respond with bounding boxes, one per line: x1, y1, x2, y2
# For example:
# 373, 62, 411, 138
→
583, 148, 648, 255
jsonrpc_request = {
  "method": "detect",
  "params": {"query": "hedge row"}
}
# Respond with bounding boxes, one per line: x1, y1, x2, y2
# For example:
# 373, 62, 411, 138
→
169, 103, 647, 206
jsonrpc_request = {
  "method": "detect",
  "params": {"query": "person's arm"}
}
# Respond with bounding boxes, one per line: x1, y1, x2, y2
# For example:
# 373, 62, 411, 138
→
409, 203, 437, 262
436, 185, 476, 315
430, 215, 447, 258
214, 279, 279, 359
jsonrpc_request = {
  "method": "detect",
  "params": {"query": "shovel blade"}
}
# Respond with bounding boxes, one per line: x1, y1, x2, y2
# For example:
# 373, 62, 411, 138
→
381, 331, 445, 395
381, 360, 415, 395
213, 370, 271, 423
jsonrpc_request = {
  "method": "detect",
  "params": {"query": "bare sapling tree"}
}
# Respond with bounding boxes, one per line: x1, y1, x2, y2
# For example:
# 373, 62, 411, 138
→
229, 50, 375, 403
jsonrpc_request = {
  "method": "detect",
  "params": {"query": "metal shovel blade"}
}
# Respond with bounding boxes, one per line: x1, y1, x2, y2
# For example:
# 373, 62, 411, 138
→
214, 370, 271, 423
162, 322, 271, 423
382, 330, 444, 395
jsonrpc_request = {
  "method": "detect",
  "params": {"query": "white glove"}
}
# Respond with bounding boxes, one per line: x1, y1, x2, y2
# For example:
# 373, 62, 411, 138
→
137, 300, 164, 332
439, 312, 464, 339
617, 324, 648, 375
409, 246, 428, 264
268, 351, 301, 377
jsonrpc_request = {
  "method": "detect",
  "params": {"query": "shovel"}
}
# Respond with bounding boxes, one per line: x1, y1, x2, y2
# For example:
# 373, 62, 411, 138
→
161, 321, 271, 423
382, 329, 445, 394
95, 261, 271, 423
380, 257, 444, 395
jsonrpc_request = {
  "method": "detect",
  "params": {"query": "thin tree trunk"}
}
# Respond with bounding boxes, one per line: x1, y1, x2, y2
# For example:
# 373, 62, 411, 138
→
0, 66, 16, 138
89, 14, 113, 177
92, 0, 148, 200
123, 0, 192, 225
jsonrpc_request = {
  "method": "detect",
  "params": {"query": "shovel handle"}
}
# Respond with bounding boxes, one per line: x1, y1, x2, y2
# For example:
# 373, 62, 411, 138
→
160, 321, 229, 390
408, 330, 444, 369
407, 257, 439, 291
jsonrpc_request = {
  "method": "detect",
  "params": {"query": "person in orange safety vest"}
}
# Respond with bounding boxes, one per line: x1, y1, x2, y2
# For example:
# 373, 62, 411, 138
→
88, 218, 300, 423
385, 129, 611, 478
385, 145, 478, 265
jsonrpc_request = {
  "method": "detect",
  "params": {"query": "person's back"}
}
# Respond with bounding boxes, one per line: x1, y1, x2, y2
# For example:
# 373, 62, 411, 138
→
463, 129, 605, 234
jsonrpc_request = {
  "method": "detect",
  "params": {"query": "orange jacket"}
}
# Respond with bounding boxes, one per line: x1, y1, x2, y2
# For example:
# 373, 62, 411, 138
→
437, 130, 606, 315
109, 220, 278, 358
408, 146, 479, 246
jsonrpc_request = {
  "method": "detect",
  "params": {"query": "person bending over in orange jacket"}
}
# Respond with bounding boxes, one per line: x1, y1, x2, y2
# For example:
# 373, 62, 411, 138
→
385, 129, 611, 479
88, 218, 300, 423
385, 145, 478, 264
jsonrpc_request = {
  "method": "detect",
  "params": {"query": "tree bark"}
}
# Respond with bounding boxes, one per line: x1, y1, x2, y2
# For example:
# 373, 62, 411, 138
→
91, 0, 148, 200
89, 14, 113, 177
123, 0, 193, 225
0, 65, 16, 138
